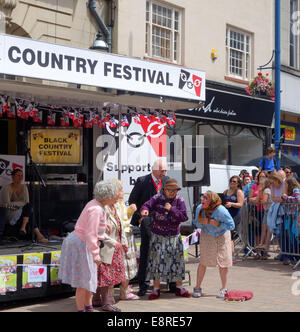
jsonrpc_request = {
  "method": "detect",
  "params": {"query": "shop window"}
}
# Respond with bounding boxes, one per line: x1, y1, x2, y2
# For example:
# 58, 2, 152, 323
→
167, 119, 196, 163
198, 124, 263, 166
226, 27, 252, 80
146, 1, 181, 63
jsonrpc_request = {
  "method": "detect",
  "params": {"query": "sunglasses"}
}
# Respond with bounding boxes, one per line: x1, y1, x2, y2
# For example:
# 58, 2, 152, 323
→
285, 171, 292, 174
230, 180, 238, 183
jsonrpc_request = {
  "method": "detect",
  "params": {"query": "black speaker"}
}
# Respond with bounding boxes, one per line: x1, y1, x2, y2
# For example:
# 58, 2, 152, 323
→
182, 146, 210, 187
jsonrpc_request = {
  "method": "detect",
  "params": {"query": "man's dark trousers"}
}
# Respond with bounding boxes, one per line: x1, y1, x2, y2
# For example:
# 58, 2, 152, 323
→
138, 216, 153, 291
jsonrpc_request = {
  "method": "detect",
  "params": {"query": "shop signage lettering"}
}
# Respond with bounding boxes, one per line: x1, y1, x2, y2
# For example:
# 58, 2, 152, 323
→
195, 96, 237, 117
0, 34, 205, 101
8, 46, 98, 75
177, 88, 274, 127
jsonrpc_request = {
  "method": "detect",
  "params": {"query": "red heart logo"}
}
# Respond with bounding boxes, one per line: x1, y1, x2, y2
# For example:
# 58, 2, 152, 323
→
39, 268, 44, 275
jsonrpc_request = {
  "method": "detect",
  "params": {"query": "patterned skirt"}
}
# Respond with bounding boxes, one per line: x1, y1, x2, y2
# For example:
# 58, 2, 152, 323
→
147, 233, 185, 283
199, 231, 232, 268
97, 239, 126, 287
124, 232, 138, 280
58, 232, 98, 293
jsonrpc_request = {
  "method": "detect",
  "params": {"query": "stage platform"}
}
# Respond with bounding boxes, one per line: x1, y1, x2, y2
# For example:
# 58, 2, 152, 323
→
0, 239, 74, 305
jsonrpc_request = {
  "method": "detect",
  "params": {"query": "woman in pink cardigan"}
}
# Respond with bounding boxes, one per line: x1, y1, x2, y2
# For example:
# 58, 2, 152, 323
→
58, 180, 119, 312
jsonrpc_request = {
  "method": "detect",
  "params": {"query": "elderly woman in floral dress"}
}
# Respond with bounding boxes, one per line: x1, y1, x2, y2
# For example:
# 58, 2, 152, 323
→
140, 179, 191, 300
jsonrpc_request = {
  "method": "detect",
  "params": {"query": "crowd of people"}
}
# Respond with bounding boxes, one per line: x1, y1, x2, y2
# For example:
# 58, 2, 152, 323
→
57, 147, 300, 311
2, 145, 299, 312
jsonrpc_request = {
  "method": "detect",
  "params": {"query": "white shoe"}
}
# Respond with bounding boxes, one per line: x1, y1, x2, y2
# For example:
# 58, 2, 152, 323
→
216, 289, 228, 299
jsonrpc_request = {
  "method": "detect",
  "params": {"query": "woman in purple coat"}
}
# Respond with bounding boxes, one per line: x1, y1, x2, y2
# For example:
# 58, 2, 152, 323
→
140, 179, 191, 300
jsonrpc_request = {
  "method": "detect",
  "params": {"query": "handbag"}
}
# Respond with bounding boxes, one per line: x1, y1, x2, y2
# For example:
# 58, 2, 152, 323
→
225, 290, 253, 302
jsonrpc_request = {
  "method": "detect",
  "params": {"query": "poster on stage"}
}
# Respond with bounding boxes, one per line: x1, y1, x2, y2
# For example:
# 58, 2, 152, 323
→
0, 155, 25, 190
0, 256, 17, 294
22, 253, 44, 289
29, 128, 82, 165
97, 115, 167, 202
50, 251, 61, 286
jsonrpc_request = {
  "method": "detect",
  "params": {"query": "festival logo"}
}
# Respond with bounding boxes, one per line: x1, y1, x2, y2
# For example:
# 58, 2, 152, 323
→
178, 69, 203, 98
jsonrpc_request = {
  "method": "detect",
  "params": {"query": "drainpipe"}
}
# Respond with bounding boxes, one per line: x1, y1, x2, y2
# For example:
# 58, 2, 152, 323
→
88, 0, 112, 53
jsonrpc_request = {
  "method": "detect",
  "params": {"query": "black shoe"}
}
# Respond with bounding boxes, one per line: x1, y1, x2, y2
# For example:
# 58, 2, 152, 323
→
18, 230, 27, 240
137, 288, 148, 297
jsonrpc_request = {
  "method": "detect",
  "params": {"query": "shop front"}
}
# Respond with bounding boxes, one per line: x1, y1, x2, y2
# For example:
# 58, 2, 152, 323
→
176, 81, 275, 167
0, 33, 205, 302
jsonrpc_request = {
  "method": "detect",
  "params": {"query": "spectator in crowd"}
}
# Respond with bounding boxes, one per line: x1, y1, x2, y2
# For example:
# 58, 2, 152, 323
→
239, 169, 249, 179
58, 180, 118, 312
192, 191, 235, 299
95, 183, 129, 312
129, 159, 172, 297
242, 174, 255, 200
249, 171, 268, 253
283, 166, 293, 178
280, 177, 300, 265
0, 168, 48, 243
258, 146, 278, 172
254, 178, 273, 259
110, 179, 139, 301
223, 176, 244, 264
268, 171, 286, 203
140, 179, 190, 300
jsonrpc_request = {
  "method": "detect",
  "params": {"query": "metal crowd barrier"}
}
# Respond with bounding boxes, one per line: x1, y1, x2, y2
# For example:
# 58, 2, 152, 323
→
237, 202, 300, 269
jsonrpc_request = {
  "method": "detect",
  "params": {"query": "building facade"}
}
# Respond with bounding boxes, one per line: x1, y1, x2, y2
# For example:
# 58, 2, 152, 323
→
281, 0, 300, 161
0, 0, 276, 227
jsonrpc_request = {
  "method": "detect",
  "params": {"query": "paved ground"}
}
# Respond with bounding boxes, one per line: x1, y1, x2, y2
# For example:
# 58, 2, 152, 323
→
1, 250, 299, 313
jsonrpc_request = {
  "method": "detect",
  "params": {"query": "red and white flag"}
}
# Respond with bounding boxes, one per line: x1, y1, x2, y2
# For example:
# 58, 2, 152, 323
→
7, 106, 16, 119
47, 111, 56, 125
109, 115, 118, 128
120, 114, 130, 127
133, 114, 141, 124
15, 100, 24, 118
33, 110, 43, 123
60, 112, 70, 127
99, 113, 110, 128
166, 112, 176, 126
22, 103, 34, 120
0, 96, 9, 115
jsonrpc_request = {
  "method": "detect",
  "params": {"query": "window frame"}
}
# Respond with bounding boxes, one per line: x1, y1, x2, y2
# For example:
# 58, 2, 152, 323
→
226, 26, 252, 81
145, 0, 182, 64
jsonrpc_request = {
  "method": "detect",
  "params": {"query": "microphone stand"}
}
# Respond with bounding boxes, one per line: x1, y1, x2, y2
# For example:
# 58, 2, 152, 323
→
18, 139, 57, 251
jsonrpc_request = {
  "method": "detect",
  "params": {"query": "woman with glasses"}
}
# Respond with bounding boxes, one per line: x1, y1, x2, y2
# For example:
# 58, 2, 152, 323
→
192, 191, 235, 299
283, 167, 292, 178
223, 176, 245, 264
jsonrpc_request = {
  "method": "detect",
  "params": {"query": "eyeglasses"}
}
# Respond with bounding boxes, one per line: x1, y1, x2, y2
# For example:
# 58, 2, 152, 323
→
230, 180, 238, 183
